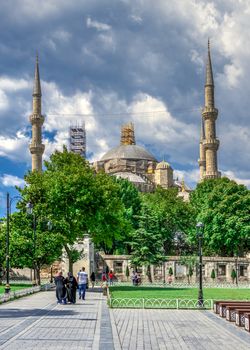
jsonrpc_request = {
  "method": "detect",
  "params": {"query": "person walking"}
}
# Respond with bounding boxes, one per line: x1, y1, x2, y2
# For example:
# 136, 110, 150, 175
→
77, 267, 88, 300
54, 271, 67, 304
65, 272, 78, 304
101, 271, 107, 288
90, 271, 96, 289
108, 270, 115, 286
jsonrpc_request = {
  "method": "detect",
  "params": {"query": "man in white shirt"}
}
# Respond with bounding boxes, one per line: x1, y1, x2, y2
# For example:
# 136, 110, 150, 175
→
77, 267, 88, 300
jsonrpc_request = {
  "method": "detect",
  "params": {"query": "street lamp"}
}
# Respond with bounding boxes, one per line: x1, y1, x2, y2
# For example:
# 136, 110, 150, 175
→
26, 202, 37, 286
234, 253, 238, 287
5, 193, 22, 294
196, 222, 204, 307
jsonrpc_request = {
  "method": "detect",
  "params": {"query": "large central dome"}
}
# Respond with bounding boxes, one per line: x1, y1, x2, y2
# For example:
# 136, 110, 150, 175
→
101, 144, 157, 162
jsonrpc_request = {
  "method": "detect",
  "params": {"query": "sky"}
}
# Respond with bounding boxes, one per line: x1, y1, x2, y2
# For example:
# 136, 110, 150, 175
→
0, 0, 250, 215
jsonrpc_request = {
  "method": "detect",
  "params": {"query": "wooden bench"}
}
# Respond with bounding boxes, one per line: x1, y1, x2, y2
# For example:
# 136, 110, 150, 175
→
244, 313, 250, 332
213, 300, 249, 314
225, 305, 250, 322
217, 302, 250, 317
235, 309, 250, 327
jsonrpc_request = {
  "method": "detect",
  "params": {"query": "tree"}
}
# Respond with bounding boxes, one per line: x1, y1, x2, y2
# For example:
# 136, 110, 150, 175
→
111, 178, 141, 254
0, 221, 5, 284
9, 211, 62, 284
125, 265, 130, 281
130, 204, 165, 282
211, 269, 216, 281
168, 267, 173, 276
142, 187, 195, 256
190, 178, 250, 256
231, 269, 237, 283
16, 147, 128, 272
180, 255, 197, 284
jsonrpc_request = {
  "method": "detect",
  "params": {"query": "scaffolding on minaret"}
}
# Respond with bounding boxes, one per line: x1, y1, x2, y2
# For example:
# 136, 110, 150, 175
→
120, 122, 136, 145
69, 122, 86, 158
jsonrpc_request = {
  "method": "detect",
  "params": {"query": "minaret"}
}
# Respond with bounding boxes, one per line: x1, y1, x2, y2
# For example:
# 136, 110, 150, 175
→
29, 55, 45, 172
201, 40, 220, 179
198, 118, 206, 180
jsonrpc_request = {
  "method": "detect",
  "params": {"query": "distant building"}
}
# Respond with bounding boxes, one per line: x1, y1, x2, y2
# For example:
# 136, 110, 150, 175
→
69, 122, 86, 158
93, 122, 190, 197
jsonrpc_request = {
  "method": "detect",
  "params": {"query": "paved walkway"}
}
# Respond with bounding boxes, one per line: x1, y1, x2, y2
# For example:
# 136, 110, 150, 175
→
0, 290, 249, 349
111, 308, 250, 350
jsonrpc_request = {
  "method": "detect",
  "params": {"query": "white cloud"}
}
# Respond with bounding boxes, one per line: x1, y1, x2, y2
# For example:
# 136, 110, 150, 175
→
86, 17, 111, 31
0, 174, 25, 187
129, 14, 143, 24
222, 170, 250, 187
0, 131, 30, 162
174, 168, 200, 187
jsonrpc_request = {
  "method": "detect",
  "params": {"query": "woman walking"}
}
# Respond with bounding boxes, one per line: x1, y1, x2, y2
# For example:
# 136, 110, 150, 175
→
65, 272, 78, 304
54, 271, 67, 304
90, 271, 96, 289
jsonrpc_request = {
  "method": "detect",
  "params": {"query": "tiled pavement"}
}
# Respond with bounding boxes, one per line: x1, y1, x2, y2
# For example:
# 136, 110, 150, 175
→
0, 290, 249, 349
111, 308, 250, 350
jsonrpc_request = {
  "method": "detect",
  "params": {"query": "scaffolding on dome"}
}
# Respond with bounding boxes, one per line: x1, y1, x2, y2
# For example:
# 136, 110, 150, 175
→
120, 122, 136, 145
69, 122, 86, 158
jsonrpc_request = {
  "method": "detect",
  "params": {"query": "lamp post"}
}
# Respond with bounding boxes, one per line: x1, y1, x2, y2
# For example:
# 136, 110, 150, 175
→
234, 254, 238, 287
5, 193, 22, 294
26, 202, 37, 286
5, 193, 10, 293
196, 222, 204, 307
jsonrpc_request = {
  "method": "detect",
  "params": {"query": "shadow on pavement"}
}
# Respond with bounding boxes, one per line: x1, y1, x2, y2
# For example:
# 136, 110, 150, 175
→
0, 308, 78, 318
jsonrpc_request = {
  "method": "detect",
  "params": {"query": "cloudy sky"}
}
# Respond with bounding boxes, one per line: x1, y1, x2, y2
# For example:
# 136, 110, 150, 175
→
0, 0, 249, 215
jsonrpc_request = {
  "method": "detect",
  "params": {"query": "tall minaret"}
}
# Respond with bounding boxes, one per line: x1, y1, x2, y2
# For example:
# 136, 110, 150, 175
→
29, 55, 45, 172
201, 40, 220, 179
198, 118, 206, 179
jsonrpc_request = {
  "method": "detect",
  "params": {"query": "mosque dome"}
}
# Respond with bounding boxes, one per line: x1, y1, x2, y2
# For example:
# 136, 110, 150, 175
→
156, 160, 171, 170
101, 144, 157, 162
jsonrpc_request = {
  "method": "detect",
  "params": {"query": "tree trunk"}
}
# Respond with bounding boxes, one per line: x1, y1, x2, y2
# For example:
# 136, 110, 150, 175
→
36, 267, 41, 286
64, 245, 73, 273
147, 265, 152, 283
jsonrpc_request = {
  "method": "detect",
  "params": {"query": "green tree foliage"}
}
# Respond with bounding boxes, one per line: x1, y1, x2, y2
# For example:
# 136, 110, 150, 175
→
211, 269, 216, 280
190, 178, 250, 256
16, 147, 128, 272
125, 265, 130, 281
0, 222, 6, 284
10, 211, 62, 284
168, 267, 173, 276
231, 269, 237, 283
142, 187, 195, 255
130, 204, 165, 282
111, 178, 141, 254
180, 255, 197, 284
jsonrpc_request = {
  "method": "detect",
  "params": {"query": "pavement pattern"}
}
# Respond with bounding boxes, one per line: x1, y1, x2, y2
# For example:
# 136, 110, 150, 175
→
0, 290, 249, 349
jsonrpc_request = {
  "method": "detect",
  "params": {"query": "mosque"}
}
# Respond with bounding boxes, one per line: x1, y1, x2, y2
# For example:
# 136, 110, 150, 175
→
29, 42, 221, 202
27, 44, 250, 284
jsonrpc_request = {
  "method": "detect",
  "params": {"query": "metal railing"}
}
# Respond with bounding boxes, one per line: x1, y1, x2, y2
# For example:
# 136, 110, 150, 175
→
0, 283, 54, 303
108, 297, 214, 309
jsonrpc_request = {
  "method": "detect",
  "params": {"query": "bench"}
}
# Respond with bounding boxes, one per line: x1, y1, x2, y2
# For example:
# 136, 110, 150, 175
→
225, 305, 250, 322
235, 309, 250, 327
213, 301, 249, 314
244, 313, 250, 332
217, 302, 250, 317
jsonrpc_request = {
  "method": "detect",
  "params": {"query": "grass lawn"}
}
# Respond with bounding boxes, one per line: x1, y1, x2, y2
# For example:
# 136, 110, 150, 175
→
110, 286, 250, 300
0, 284, 32, 295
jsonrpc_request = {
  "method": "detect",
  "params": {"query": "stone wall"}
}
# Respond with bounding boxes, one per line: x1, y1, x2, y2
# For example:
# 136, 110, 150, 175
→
99, 254, 250, 283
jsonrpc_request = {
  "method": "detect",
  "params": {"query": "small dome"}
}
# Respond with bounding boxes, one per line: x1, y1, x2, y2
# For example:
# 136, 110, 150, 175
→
112, 172, 146, 183
156, 160, 171, 170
